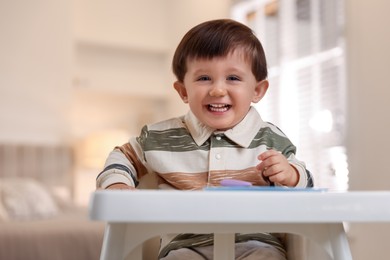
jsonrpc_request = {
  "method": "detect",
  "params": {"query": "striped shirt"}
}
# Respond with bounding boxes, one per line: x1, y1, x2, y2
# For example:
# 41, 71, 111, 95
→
97, 107, 313, 189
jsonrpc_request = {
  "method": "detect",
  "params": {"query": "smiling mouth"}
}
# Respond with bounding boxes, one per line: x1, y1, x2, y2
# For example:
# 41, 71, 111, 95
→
208, 104, 231, 112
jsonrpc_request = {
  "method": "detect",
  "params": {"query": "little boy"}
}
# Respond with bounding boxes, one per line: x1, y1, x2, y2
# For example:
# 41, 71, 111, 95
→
96, 19, 313, 260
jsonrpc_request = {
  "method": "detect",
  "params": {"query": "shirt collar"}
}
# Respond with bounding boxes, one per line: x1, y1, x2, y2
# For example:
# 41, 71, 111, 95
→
184, 106, 266, 148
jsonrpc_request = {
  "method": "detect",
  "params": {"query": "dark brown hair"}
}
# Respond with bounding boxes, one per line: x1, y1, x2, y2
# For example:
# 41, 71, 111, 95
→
172, 19, 268, 82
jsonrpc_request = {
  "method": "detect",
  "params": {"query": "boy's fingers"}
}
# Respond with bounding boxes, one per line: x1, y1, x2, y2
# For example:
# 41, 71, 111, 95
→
258, 149, 280, 160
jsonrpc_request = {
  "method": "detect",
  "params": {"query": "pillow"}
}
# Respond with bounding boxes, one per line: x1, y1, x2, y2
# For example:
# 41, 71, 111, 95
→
0, 178, 59, 220
49, 185, 74, 209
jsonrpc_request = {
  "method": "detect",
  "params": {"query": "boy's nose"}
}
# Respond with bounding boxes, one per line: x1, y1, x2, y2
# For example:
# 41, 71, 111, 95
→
209, 84, 227, 97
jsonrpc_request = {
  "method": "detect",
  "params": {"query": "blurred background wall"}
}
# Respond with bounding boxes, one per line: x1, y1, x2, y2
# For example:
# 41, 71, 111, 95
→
0, 0, 230, 205
0, 0, 389, 259
345, 0, 390, 259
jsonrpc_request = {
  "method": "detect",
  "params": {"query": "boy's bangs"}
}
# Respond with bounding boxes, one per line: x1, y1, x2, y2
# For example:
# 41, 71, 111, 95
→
186, 27, 255, 61
186, 36, 233, 61
188, 45, 254, 64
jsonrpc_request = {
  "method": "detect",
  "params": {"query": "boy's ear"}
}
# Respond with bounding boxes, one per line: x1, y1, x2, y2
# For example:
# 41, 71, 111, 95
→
174, 81, 188, 103
252, 80, 269, 103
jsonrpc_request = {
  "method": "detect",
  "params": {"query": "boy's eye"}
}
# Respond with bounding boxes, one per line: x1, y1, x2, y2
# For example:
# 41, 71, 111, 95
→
197, 76, 211, 81
227, 75, 240, 81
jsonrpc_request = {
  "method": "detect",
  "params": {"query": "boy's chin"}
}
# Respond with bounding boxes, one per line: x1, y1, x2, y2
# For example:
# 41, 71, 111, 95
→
199, 115, 240, 130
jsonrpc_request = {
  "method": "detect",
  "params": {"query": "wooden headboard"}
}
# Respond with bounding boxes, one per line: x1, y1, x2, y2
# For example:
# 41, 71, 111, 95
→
0, 144, 74, 194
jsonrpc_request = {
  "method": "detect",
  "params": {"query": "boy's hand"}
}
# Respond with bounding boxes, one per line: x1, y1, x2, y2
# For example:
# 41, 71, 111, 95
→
106, 183, 136, 190
256, 150, 299, 187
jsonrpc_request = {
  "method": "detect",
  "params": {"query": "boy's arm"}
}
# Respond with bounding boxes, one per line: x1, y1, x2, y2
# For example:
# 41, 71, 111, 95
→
106, 183, 135, 190
286, 153, 313, 188
288, 155, 314, 188
96, 148, 138, 189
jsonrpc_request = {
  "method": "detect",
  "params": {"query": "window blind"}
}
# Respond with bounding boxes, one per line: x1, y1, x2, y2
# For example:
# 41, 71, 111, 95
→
232, 0, 347, 190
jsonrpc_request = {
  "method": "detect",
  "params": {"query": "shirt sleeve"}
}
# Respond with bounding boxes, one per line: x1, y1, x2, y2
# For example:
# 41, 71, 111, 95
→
96, 149, 138, 189
287, 153, 313, 188
291, 162, 308, 188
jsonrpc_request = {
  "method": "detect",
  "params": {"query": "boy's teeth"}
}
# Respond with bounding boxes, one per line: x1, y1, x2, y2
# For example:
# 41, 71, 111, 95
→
209, 104, 230, 112
210, 104, 227, 107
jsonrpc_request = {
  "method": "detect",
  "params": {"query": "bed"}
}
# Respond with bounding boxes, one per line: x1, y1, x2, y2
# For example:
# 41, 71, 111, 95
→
0, 144, 104, 260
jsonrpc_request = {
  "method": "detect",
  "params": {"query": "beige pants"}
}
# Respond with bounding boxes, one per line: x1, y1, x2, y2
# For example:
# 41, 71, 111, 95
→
160, 240, 286, 260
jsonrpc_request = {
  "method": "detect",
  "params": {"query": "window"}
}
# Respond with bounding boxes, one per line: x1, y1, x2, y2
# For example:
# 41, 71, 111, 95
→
232, 0, 348, 190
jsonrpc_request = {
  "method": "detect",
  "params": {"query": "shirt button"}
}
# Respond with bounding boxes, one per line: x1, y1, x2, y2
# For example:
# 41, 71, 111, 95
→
216, 136, 222, 140
215, 154, 221, 160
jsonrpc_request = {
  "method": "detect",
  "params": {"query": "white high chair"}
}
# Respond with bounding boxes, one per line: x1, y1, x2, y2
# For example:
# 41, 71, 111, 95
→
134, 173, 321, 260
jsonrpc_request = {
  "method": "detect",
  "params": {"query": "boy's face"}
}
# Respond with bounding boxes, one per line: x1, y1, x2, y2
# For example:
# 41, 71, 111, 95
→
174, 49, 268, 130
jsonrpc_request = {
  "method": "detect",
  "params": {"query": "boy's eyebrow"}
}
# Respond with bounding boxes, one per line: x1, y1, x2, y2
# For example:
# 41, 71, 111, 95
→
191, 66, 247, 75
190, 68, 209, 75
